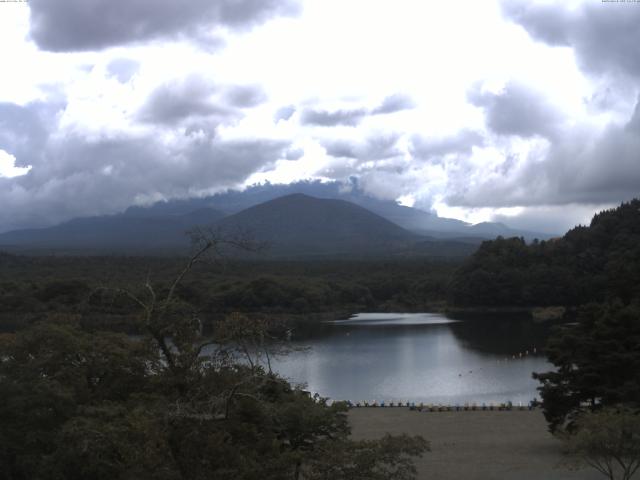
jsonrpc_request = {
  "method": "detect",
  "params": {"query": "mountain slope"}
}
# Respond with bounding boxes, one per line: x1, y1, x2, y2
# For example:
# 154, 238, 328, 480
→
0, 208, 225, 251
216, 193, 420, 256
121, 180, 553, 240
0, 193, 485, 257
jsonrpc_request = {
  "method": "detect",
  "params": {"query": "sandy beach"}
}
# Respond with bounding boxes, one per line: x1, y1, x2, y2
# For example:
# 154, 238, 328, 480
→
349, 408, 602, 480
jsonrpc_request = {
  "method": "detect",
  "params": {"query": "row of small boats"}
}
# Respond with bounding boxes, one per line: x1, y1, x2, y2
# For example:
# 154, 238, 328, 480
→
347, 401, 537, 411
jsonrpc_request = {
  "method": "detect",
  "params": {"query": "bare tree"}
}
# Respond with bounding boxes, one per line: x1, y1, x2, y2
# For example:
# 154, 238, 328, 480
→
214, 312, 304, 374
95, 228, 264, 377
562, 407, 640, 480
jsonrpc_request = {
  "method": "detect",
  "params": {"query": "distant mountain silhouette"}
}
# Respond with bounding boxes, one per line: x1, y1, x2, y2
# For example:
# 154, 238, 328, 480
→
0, 208, 225, 251
0, 193, 481, 257
215, 194, 420, 256
0, 187, 544, 257
121, 180, 553, 241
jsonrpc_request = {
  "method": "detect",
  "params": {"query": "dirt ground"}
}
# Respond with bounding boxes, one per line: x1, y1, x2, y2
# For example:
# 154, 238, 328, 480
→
348, 408, 603, 480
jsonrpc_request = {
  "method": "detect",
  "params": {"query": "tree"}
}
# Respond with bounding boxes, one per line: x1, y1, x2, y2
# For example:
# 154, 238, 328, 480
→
562, 407, 640, 480
533, 303, 640, 432
305, 434, 429, 480
0, 320, 156, 480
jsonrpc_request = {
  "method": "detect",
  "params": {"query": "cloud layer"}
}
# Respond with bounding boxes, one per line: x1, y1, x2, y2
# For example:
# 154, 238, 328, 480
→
501, 1, 640, 79
0, 95, 290, 231
0, 0, 637, 236
446, 87, 640, 209
467, 82, 563, 139
433, 1, 640, 215
28, 0, 301, 51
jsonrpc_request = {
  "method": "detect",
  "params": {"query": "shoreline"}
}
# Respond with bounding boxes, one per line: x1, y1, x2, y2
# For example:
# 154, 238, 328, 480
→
345, 402, 537, 411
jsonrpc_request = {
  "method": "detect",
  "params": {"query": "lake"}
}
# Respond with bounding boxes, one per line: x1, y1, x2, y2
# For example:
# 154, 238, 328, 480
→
269, 312, 555, 405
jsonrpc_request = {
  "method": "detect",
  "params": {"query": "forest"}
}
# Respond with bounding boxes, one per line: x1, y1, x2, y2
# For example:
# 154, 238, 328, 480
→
0, 254, 457, 334
448, 199, 640, 308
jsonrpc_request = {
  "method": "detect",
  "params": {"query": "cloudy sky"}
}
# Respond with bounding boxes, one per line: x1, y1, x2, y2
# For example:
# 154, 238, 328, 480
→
0, 0, 639, 234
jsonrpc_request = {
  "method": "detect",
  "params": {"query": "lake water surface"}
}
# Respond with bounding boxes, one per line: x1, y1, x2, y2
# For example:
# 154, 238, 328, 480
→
270, 312, 554, 405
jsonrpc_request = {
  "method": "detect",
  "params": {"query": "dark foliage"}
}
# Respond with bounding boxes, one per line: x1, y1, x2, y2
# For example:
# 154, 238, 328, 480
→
449, 199, 640, 307
561, 407, 640, 480
533, 303, 640, 432
0, 256, 458, 334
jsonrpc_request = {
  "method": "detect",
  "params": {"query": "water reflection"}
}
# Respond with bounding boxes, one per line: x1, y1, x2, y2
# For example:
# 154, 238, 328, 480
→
448, 315, 550, 356
328, 312, 459, 326
271, 312, 553, 404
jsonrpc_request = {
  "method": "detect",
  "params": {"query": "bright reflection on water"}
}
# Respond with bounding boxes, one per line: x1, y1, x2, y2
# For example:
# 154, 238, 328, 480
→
328, 313, 460, 326
270, 313, 554, 405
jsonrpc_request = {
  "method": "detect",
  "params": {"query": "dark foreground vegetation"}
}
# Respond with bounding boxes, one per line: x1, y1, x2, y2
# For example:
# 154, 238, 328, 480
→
0, 236, 428, 480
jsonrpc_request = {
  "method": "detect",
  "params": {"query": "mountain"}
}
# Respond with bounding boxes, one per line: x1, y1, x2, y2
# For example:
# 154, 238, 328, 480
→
215, 193, 420, 256
0, 208, 225, 252
121, 180, 553, 241
2, 187, 546, 257
0, 193, 478, 257
1, 181, 552, 243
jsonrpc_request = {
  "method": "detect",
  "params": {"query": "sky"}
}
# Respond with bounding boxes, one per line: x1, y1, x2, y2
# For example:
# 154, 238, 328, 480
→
0, 0, 639, 234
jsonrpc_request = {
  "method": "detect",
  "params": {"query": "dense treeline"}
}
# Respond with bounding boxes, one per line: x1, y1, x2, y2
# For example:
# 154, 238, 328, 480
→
449, 199, 640, 307
0, 254, 458, 333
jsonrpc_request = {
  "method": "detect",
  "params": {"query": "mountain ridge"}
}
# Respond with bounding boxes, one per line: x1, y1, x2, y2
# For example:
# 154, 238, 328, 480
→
0, 187, 550, 256
214, 193, 420, 257
0, 193, 481, 257
0, 208, 225, 250
121, 180, 554, 241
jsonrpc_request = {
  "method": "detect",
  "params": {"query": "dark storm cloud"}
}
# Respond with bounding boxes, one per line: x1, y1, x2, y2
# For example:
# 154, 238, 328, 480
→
323, 141, 357, 159
410, 130, 484, 161
323, 133, 401, 161
300, 108, 367, 127
501, 0, 640, 79
445, 97, 640, 209
137, 76, 238, 126
500, 2, 572, 46
273, 105, 296, 122
223, 85, 268, 108
627, 94, 640, 133
468, 82, 563, 139
28, 0, 302, 52
300, 95, 414, 127
371, 94, 416, 115
0, 100, 291, 232
0, 100, 65, 168
106, 58, 140, 83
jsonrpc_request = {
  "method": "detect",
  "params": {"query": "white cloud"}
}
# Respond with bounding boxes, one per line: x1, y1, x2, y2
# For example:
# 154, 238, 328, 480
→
0, 150, 31, 178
